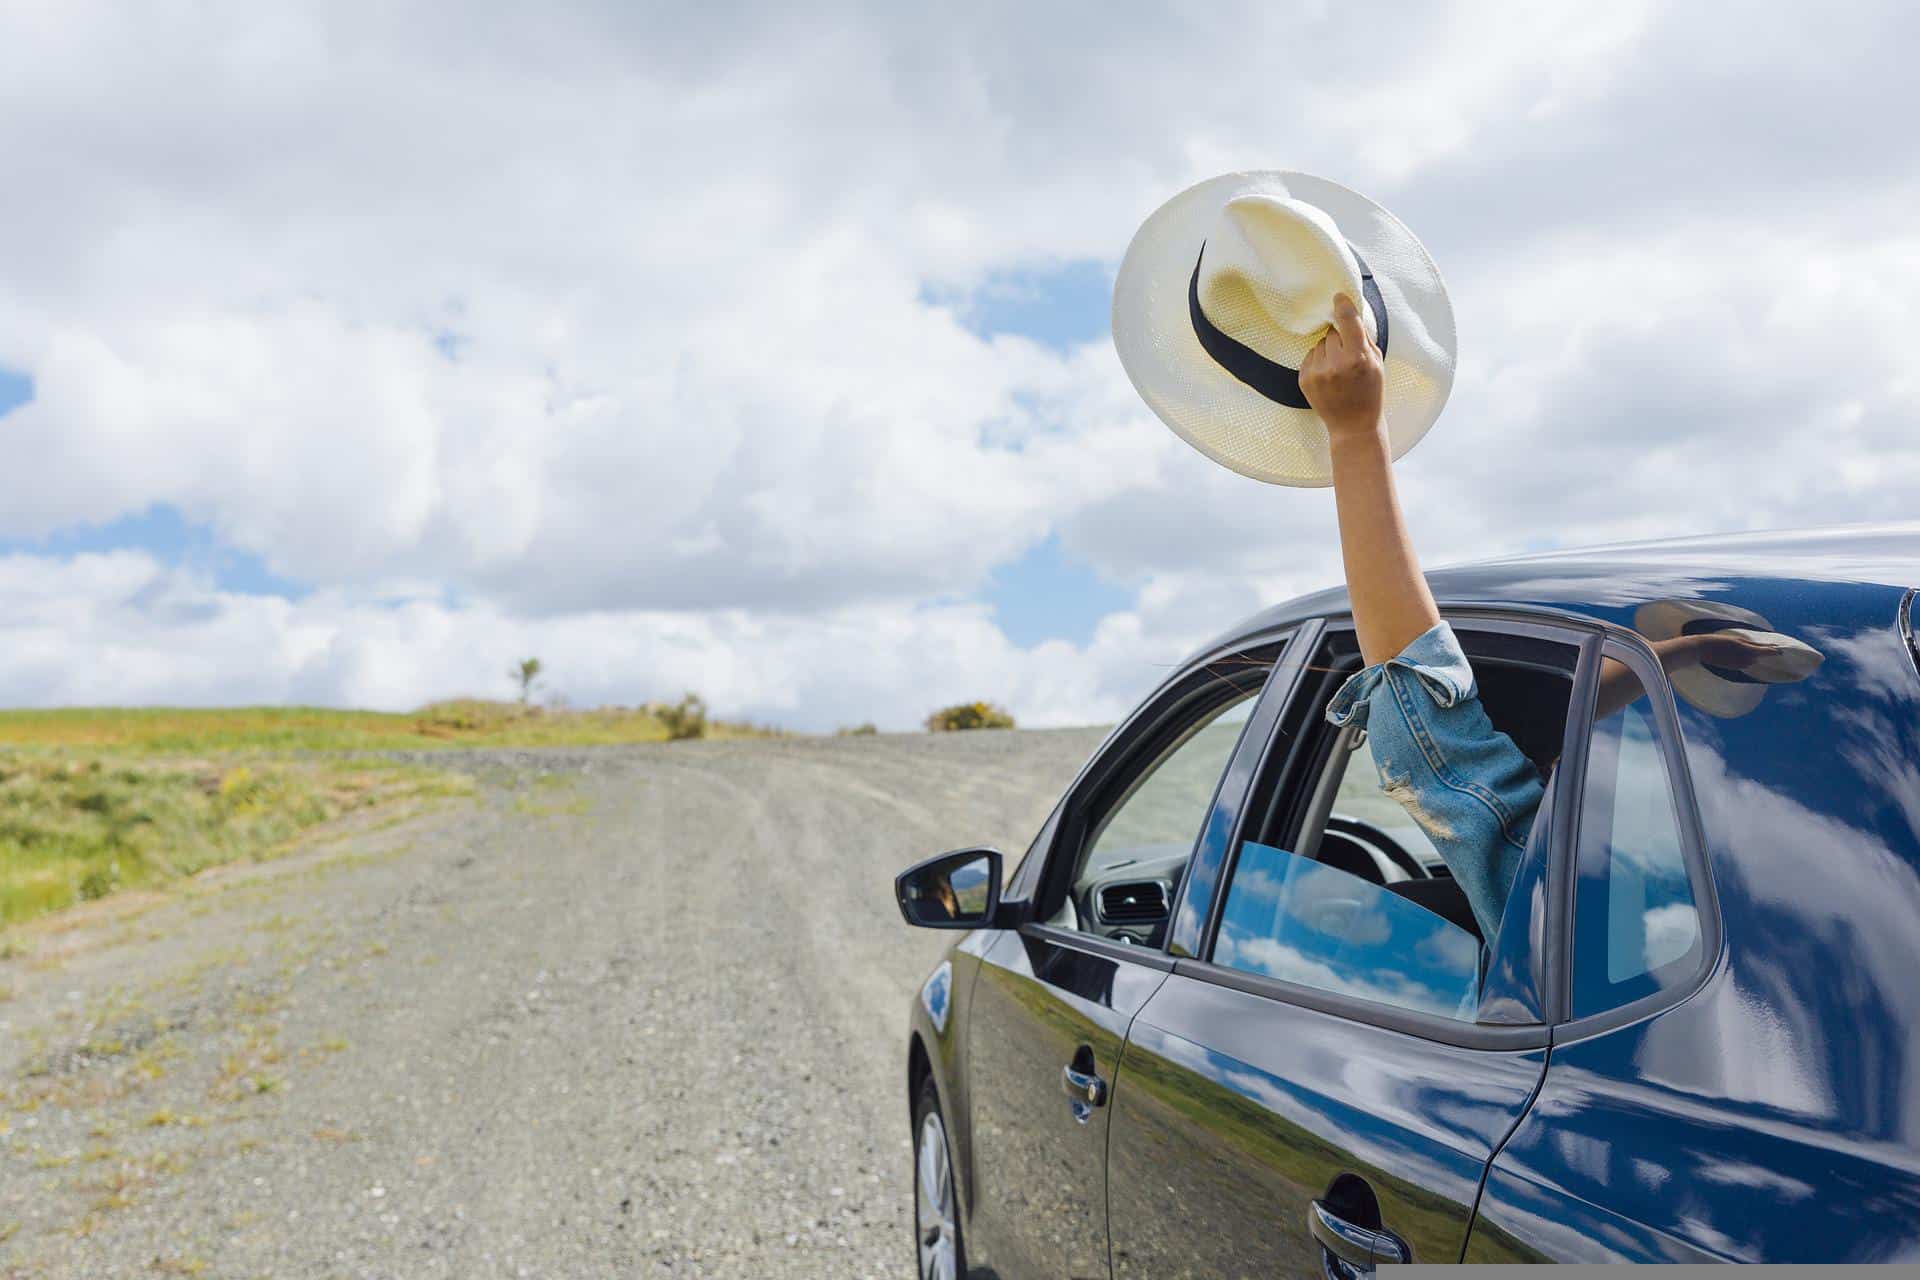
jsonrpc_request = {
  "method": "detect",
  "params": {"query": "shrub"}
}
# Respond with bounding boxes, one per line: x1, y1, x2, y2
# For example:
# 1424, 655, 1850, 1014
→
836, 723, 878, 736
656, 693, 709, 741
77, 862, 120, 902
413, 699, 539, 737
924, 701, 1015, 733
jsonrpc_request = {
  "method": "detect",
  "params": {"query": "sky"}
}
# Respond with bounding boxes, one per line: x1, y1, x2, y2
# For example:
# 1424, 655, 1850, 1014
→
1, 1, 1917, 730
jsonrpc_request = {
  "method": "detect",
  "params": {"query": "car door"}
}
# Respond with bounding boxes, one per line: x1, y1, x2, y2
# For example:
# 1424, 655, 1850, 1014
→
963, 631, 1299, 1280
1104, 616, 1590, 1278
1468, 584, 1920, 1264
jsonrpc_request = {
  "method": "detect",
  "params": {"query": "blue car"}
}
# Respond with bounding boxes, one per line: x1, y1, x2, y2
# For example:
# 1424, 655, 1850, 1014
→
895, 524, 1920, 1276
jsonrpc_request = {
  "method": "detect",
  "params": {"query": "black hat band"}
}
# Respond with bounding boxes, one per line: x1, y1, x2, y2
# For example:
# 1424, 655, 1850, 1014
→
1188, 242, 1389, 409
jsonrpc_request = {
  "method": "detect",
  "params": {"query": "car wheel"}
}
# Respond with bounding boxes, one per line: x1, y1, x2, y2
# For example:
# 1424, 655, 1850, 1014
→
913, 1076, 964, 1280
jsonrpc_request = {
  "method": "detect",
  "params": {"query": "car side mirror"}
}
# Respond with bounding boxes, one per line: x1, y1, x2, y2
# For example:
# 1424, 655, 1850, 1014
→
895, 847, 1002, 929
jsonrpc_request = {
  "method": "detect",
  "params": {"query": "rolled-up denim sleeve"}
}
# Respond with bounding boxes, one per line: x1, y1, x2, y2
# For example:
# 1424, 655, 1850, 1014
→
1325, 622, 1544, 941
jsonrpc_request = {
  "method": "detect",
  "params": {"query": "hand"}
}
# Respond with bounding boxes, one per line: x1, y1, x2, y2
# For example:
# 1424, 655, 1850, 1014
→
1299, 293, 1385, 444
1649, 631, 1784, 675
1685, 631, 1786, 672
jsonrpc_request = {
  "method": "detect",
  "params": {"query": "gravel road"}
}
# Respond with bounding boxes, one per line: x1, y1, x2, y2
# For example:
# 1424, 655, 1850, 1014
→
0, 728, 1106, 1279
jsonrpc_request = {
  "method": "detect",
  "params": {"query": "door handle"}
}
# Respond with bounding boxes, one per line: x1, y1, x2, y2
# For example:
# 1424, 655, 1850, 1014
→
1308, 1198, 1410, 1270
1061, 1061, 1107, 1122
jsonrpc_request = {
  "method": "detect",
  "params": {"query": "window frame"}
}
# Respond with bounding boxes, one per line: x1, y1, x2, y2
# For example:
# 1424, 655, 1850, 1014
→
1257, 620, 1588, 884
1008, 604, 1726, 1046
1550, 634, 1725, 1042
1900, 587, 1919, 683
1009, 625, 1300, 972
1170, 607, 1619, 1051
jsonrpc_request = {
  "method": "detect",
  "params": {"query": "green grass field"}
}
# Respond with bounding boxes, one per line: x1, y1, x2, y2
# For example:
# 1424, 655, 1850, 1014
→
0, 700, 745, 753
0, 754, 472, 927
0, 700, 773, 931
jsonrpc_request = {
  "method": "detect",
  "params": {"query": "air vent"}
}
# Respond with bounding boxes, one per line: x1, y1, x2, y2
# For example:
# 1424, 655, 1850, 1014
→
1099, 880, 1169, 924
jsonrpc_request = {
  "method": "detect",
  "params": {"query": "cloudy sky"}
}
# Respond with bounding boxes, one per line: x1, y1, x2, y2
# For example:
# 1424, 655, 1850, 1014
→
1, 1, 1916, 729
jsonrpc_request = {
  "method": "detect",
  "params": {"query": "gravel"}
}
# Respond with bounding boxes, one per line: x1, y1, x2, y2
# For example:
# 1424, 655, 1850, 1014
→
0, 728, 1105, 1279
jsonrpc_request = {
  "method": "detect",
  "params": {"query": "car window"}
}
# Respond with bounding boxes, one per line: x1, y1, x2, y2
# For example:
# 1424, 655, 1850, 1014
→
1325, 729, 1442, 876
1054, 688, 1257, 941
1082, 696, 1254, 877
1571, 661, 1702, 1018
1214, 840, 1481, 1020
1211, 625, 1576, 1023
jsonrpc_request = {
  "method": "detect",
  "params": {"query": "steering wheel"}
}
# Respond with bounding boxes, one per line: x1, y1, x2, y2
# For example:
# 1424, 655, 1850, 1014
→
1324, 814, 1430, 881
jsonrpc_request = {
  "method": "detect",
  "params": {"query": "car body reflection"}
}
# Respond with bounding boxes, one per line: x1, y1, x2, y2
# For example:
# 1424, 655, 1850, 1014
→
1214, 842, 1480, 1020
1467, 554, 1920, 1262
1108, 974, 1544, 1276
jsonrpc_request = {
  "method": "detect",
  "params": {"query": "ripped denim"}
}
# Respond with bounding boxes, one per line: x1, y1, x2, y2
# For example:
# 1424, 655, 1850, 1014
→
1326, 622, 1545, 940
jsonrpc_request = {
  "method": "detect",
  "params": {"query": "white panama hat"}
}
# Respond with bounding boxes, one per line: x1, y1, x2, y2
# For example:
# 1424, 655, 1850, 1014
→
1633, 599, 1825, 719
1113, 171, 1457, 487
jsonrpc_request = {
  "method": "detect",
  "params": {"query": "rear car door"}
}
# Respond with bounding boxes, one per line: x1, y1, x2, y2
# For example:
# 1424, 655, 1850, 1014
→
964, 630, 1299, 1280
1468, 591, 1920, 1263
1465, 636, 1729, 1262
1105, 615, 1589, 1277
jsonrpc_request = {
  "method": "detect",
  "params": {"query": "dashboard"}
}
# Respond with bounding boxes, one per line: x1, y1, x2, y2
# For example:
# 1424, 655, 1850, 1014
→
1073, 846, 1188, 944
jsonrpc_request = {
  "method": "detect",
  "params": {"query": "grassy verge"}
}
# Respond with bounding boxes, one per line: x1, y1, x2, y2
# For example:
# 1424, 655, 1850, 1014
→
0, 699, 782, 932
0, 753, 471, 928
0, 700, 775, 754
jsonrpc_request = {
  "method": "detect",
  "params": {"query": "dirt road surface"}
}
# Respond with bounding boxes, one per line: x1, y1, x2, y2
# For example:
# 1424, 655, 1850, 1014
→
0, 729, 1105, 1279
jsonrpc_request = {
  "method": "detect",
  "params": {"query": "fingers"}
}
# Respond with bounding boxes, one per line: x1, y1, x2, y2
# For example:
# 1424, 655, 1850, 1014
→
1330, 292, 1367, 351
1299, 333, 1328, 376
1699, 633, 1786, 670
1302, 293, 1366, 384
1300, 291, 1384, 436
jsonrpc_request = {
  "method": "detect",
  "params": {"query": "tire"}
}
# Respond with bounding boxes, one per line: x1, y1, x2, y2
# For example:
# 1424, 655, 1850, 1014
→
912, 1075, 966, 1280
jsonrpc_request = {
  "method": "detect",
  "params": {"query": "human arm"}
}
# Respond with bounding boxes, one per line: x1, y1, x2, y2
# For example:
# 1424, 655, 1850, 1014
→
1301, 296, 1541, 939
1300, 293, 1440, 666
1325, 627, 1544, 941
1594, 632, 1787, 721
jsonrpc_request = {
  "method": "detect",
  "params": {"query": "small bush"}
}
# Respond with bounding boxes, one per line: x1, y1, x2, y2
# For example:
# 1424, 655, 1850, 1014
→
413, 699, 538, 737
924, 702, 1016, 733
656, 693, 709, 741
836, 723, 878, 737
77, 863, 120, 902
216, 765, 260, 811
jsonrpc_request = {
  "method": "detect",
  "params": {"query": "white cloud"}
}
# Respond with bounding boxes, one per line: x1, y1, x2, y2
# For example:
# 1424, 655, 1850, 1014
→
0, 550, 1217, 730
0, 1, 1916, 725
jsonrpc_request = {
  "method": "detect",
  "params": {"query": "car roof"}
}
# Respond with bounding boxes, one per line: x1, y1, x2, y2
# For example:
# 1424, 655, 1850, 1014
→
1205, 521, 1920, 652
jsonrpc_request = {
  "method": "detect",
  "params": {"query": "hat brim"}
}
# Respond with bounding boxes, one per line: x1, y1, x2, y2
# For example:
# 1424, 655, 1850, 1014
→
1633, 600, 1823, 719
1113, 171, 1457, 488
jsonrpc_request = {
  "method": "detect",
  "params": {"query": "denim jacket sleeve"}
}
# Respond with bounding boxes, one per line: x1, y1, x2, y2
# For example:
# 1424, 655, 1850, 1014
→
1325, 622, 1545, 941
